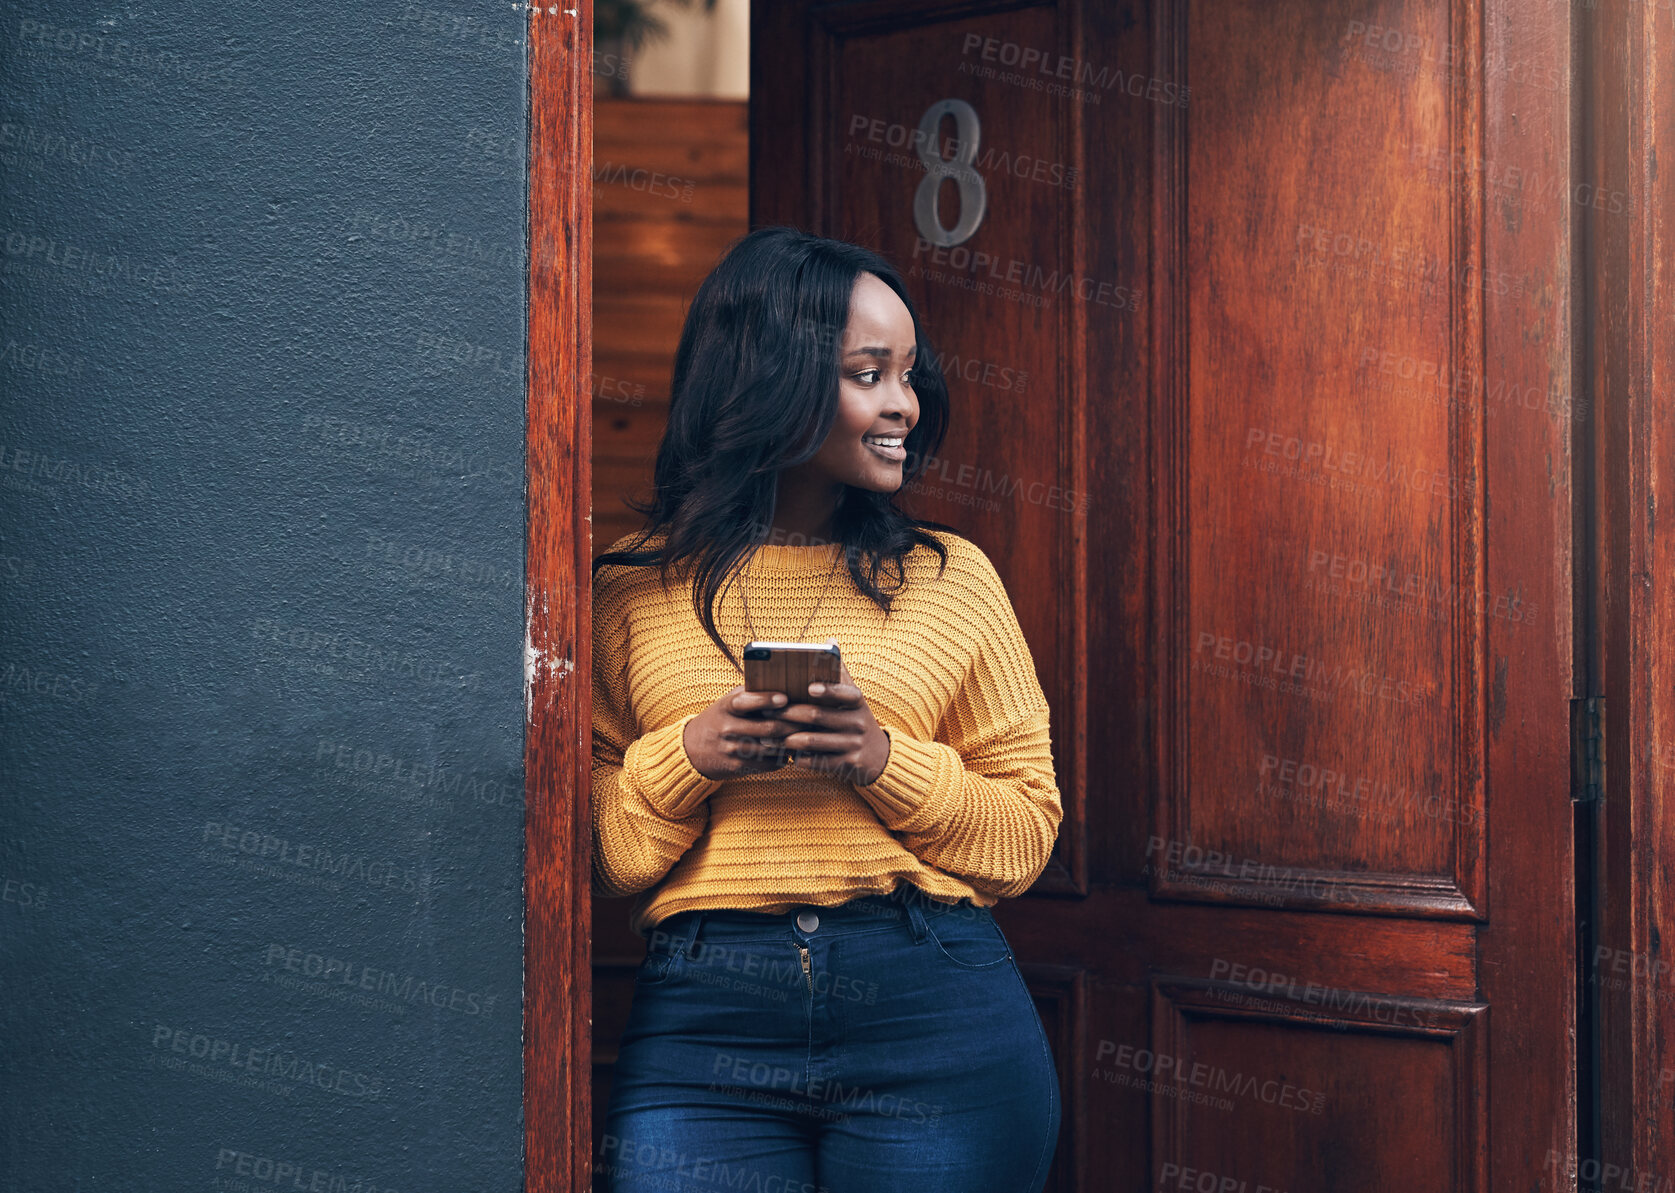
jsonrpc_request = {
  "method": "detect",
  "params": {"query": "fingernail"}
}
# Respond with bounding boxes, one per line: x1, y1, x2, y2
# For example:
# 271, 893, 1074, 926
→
772, 693, 787, 704
808, 683, 823, 694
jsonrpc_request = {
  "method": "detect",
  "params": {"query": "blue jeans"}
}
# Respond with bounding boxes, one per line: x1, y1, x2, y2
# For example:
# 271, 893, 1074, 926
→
598, 890, 1061, 1193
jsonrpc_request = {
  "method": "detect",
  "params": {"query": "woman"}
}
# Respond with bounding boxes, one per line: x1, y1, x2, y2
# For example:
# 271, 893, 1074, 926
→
591, 225, 1063, 1193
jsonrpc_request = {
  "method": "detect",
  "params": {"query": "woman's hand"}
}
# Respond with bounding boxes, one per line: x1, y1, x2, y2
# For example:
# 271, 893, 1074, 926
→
682, 685, 800, 781
681, 660, 890, 785
777, 660, 892, 786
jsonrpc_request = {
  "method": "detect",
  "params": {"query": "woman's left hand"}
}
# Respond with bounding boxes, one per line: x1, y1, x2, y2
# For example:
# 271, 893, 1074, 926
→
778, 659, 891, 786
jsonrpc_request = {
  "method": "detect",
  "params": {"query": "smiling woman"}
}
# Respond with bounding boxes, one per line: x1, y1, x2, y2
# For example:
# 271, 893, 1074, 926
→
588, 226, 1064, 1192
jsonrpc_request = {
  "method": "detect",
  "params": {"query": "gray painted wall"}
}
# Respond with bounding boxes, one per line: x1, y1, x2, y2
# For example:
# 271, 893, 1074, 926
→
1, 4, 527, 1188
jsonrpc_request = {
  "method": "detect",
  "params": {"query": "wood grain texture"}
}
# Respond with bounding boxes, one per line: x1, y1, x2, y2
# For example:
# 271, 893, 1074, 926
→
527, 3, 593, 1191
1150, 0, 1486, 924
754, 1, 1550, 1187
742, 1, 1587, 1188
1592, 0, 1675, 1185
1152, 979, 1489, 1193
1472, 0, 1578, 1186
591, 97, 748, 553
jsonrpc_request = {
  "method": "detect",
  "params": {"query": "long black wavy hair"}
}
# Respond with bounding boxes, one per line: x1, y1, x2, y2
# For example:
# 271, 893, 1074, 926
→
591, 225, 960, 673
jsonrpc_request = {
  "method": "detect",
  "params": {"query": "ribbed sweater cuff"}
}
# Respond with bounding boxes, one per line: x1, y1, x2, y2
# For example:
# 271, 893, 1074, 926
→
852, 727, 961, 833
624, 714, 724, 820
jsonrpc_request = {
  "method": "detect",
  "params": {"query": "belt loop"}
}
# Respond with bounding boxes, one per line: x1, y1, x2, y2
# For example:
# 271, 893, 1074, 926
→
905, 899, 928, 944
681, 910, 708, 960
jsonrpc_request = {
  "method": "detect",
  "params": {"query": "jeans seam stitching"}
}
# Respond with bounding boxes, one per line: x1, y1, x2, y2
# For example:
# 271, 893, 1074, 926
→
923, 919, 1013, 969
1013, 956, 1059, 1193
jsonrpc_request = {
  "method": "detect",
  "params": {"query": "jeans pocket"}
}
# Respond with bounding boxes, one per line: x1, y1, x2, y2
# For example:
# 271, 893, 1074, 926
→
923, 907, 1013, 970
635, 940, 681, 986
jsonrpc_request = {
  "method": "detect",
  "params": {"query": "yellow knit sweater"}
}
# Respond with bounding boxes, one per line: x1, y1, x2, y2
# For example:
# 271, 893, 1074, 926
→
590, 529, 1062, 936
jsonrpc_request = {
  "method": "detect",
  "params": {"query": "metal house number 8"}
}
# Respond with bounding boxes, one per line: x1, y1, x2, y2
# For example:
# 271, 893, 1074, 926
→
912, 98, 987, 247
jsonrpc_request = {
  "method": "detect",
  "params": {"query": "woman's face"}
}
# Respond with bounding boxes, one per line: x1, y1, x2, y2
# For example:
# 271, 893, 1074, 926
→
803, 271, 920, 493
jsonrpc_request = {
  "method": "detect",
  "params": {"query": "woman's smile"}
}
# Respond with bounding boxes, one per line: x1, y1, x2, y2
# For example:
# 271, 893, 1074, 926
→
862, 432, 907, 462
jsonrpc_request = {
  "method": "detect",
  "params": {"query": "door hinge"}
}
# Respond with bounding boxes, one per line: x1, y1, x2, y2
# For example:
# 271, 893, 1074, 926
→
1571, 696, 1605, 803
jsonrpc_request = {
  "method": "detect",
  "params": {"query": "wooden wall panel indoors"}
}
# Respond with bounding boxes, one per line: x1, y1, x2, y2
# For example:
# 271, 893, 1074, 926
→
591, 97, 750, 554
752, 0, 1574, 1189
587, 95, 751, 1168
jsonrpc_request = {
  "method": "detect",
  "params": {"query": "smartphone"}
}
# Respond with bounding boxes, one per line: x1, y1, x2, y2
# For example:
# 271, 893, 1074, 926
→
742, 639, 841, 704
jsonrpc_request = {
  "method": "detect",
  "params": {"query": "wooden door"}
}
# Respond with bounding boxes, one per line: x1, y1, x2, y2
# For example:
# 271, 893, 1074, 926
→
751, 1, 1576, 1189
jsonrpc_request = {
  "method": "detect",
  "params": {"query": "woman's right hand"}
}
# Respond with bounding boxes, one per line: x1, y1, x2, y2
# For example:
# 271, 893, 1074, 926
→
682, 685, 797, 780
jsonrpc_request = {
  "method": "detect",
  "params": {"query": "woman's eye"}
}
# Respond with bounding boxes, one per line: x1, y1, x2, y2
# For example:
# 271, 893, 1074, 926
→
849, 367, 913, 386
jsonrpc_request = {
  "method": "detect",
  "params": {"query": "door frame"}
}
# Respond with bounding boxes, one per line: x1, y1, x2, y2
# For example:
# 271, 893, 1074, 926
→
526, 2, 594, 1191
1591, 2, 1675, 1188
520, 1, 1675, 1188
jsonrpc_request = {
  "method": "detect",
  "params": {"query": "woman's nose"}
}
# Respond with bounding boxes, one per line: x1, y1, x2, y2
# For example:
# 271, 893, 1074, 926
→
889, 382, 917, 419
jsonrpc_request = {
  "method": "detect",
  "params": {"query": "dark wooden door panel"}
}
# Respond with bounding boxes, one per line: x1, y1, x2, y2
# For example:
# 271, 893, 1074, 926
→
746, 1, 1575, 1189
1151, 980, 1487, 1193
781, 0, 1098, 900
1161, 0, 1485, 921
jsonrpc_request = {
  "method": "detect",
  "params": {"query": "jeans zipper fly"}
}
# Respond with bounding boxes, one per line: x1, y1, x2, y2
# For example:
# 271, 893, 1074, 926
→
799, 945, 812, 996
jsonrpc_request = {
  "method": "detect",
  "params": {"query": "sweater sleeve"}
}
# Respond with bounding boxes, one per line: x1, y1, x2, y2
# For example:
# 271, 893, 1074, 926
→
849, 548, 1063, 898
590, 566, 725, 898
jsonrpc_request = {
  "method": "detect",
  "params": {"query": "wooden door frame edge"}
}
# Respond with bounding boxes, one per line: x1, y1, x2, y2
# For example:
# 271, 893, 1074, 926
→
1593, 1, 1674, 1187
526, 3, 594, 1191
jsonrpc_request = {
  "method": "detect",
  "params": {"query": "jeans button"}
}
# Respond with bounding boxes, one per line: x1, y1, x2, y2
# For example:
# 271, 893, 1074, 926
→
796, 911, 820, 933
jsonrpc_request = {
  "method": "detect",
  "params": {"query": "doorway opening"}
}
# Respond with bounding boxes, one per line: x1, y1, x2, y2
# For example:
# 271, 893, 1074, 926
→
586, 17, 750, 1165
